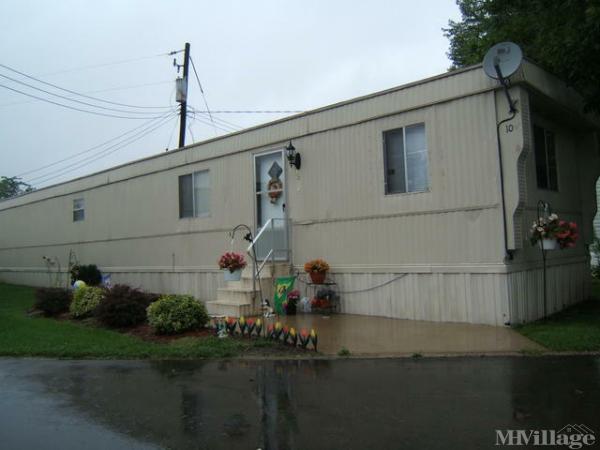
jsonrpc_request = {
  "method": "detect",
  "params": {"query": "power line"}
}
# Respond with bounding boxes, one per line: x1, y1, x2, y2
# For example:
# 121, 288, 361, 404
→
0, 82, 176, 119
17, 111, 176, 177
189, 56, 217, 135
0, 71, 172, 116
28, 113, 178, 186
188, 105, 241, 131
38, 53, 170, 77
166, 116, 179, 150
186, 110, 233, 134
27, 112, 177, 183
0, 79, 173, 109
190, 109, 303, 114
0, 63, 172, 110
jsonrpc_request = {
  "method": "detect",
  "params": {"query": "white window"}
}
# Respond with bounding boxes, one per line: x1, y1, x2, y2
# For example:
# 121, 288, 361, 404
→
73, 198, 85, 222
179, 170, 210, 218
383, 123, 429, 194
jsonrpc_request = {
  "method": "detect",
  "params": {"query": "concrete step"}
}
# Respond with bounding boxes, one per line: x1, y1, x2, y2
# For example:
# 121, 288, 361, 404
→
205, 300, 256, 317
217, 287, 256, 304
227, 277, 265, 290
242, 265, 272, 279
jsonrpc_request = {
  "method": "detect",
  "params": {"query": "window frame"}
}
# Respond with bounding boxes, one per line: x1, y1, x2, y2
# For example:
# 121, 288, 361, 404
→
533, 124, 559, 192
382, 122, 429, 195
178, 169, 210, 219
72, 198, 85, 222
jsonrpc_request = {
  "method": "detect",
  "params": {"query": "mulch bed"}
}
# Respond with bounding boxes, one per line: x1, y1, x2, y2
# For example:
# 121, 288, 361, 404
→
125, 324, 213, 342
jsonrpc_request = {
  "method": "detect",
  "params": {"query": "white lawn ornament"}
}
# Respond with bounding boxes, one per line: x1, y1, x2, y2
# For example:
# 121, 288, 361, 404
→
72, 280, 87, 290
262, 299, 274, 318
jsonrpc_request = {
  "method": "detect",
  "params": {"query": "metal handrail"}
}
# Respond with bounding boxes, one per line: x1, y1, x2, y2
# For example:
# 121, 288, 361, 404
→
247, 218, 273, 253
247, 218, 291, 289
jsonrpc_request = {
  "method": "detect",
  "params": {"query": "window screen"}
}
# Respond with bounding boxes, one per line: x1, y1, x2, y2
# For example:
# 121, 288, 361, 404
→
534, 125, 558, 191
73, 198, 85, 222
179, 171, 210, 218
384, 123, 428, 194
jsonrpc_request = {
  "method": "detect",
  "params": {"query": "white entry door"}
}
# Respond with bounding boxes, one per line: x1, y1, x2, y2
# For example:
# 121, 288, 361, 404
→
254, 150, 288, 260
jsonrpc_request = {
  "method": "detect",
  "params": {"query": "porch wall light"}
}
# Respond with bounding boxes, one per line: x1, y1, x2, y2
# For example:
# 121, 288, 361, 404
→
285, 141, 301, 170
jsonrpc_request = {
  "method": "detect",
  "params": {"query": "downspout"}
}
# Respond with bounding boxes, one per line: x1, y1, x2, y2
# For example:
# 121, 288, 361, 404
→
494, 93, 516, 261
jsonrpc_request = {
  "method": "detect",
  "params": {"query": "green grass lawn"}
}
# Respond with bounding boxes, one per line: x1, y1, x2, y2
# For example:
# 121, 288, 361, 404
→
0, 283, 274, 359
517, 281, 600, 352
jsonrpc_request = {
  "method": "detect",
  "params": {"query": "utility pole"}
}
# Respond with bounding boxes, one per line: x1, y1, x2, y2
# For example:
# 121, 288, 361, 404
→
176, 42, 191, 148
169, 42, 190, 148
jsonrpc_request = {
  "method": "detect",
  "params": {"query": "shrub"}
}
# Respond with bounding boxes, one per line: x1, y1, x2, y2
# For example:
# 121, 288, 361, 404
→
147, 295, 208, 334
70, 286, 104, 319
96, 284, 156, 328
70, 264, 102, 286
34, 287, 72, 316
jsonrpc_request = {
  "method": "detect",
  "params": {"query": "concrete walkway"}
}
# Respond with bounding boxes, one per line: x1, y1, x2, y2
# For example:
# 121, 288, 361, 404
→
264, 313, 543, 355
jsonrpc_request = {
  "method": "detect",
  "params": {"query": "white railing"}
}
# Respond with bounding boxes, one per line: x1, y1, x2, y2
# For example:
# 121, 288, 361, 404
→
247, 218, 291, 291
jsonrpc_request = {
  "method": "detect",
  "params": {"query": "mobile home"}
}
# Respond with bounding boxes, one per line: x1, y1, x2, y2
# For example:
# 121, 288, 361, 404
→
1, 59, 598, 325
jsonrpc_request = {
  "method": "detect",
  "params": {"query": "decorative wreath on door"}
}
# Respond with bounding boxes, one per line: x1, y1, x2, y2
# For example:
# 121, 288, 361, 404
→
267, 178, 283, 204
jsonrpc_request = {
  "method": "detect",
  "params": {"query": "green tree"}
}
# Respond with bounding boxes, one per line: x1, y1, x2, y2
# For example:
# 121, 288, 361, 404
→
0, 176, 33, 199
444, 0, 600, 113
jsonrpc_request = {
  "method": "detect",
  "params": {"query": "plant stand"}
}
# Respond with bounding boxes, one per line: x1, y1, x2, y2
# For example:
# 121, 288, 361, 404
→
306, 281, 340, 315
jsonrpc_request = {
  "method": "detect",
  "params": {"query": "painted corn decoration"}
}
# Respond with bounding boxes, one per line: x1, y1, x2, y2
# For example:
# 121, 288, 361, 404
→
267, 323, 275, 340
238, 316, 247, 335
310, 328, 318, 351
225, 317, 237, 335
282, 326, 290, 344
289, 327, 298, 347
246, 318, 256, 337
255, 318, 263, 337
299, 328, 310, 348
273, 322, 283, 341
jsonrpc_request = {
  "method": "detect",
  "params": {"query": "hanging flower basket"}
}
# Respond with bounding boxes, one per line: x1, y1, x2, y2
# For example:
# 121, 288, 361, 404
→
530, 214, 578, 251
540, 238, 558, 251
218, 252, 247, 281
223, 269, 242, 281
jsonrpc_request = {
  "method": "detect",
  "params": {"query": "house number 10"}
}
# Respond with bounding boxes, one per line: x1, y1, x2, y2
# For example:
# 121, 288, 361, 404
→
505, 124, 514, 133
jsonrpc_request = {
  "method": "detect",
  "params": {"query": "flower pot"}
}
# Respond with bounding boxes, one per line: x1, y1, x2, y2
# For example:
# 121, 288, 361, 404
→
540, 238, 558, 251
223, 269, 242, 281
286, 303, 297, 315
309, 271, 326, 284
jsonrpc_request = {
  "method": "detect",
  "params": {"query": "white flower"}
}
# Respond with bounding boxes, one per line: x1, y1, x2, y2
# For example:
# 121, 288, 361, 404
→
549, 213, 558, 221
537, 227, 544, 232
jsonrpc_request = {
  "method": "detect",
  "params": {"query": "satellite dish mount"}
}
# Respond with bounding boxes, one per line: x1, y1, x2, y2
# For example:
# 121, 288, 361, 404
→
483, 42, 523, 114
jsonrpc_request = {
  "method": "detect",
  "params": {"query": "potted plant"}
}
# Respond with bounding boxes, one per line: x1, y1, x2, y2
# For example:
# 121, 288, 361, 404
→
530, 214, 579, 250
304, 258, 330, 284
283, 289, 300, 315
218, 252, 247, 281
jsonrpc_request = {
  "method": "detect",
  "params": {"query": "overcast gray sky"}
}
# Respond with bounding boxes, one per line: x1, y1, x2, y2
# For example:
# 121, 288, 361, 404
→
0, 0, 460, 188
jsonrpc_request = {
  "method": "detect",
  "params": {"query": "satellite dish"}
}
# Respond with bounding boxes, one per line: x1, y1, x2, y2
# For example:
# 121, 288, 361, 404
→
483, 42, 523, 80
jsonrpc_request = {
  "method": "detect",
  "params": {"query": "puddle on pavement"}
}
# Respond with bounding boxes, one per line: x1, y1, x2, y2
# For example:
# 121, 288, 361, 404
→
0, 357, 599, 449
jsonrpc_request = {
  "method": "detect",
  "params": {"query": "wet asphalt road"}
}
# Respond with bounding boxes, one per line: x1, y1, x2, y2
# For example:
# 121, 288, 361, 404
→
1, 357, 599, 450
